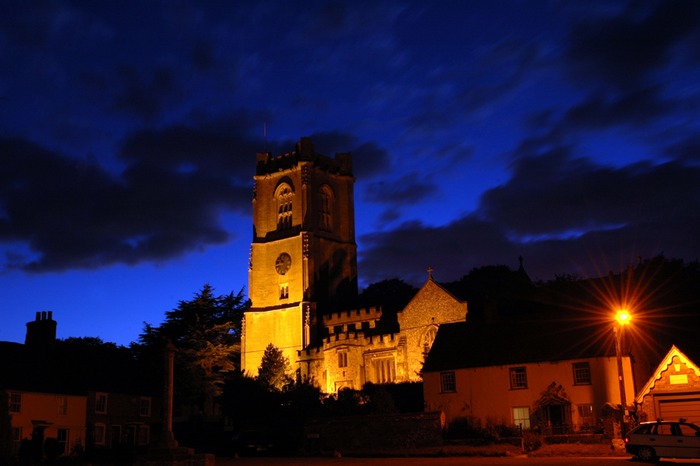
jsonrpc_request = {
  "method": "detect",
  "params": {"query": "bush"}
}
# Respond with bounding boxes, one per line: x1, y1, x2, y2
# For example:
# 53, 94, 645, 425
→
522, 431, 543, 452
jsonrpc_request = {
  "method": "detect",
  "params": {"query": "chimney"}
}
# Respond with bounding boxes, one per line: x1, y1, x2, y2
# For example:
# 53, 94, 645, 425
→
25, 311, 57, 348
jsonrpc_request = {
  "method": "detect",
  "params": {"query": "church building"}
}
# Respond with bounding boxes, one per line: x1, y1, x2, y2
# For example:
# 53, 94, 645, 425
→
241, 138, 467, 393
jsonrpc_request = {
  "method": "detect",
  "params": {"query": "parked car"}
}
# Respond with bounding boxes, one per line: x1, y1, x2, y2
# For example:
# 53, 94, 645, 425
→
625, 418, 700, 461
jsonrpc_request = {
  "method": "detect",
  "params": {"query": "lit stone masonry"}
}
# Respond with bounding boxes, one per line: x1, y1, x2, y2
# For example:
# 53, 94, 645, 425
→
242, 137, 467, 393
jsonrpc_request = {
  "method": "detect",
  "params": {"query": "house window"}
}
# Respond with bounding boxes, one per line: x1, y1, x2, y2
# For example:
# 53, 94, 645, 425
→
440, 371, 456, 393
12, 427, 22, 451
510, 367, 527, 389
139, 397, 152, 417
319, 185, 333, 231
513, 406, 531, 429
56, 428, 68, 455
279, 283, 289, 299
137, 425, 150, 445
338, 350, 348, 368
372, 357, 396, 383
577, 404, 595, 429
573, 362, 591, 384
9, 392, 21, 413
94, 424, 106, 445
95, 393, 108, 414
276, 184, 293, 230
58, 396, 68, 415
111, 425, 122, 447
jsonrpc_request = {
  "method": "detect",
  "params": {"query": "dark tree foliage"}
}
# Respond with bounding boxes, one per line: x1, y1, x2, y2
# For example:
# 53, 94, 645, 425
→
135, 284, 249, 413
220, 371, 324, 454
256, 343, 292, 391
444, 264, 536, 322
358, 278, 417, 333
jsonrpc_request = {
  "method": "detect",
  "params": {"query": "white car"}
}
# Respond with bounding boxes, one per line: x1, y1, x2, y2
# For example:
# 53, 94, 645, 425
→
625, 419, 700, 461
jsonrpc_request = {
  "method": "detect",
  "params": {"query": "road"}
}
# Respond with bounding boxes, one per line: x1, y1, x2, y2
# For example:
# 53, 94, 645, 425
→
217, 455, 700, 466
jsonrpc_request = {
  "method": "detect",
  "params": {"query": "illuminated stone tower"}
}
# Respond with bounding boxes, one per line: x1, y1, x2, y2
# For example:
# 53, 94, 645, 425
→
241, 138, 358, 376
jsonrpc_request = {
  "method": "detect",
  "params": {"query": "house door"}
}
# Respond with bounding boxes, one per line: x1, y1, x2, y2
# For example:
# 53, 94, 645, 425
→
547, 405, 565, 434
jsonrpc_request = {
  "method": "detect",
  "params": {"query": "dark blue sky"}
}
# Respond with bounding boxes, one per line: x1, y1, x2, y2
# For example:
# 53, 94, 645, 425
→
2, 0, 699, 346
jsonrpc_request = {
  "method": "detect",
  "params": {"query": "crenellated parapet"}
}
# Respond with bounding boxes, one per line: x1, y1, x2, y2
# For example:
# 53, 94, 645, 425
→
324, 306, 382, 332
255, 137, 353, 177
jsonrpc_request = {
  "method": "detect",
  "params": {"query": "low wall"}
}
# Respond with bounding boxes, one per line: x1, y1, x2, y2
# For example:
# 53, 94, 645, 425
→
303, 411, 444, 454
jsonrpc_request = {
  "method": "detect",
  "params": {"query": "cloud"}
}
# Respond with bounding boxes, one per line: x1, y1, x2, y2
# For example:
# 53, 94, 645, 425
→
110, 64, 182, 121
565, 0, 700, 89
363, 172, 438, 205
357, 145, 700, 286
563, 86, 676, 129
0, 117, 257, 272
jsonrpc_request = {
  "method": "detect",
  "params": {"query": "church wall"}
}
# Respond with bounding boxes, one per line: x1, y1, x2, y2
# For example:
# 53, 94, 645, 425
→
249, 236, 304, 306
398, 279, 468, 382
242, 305, 303, 376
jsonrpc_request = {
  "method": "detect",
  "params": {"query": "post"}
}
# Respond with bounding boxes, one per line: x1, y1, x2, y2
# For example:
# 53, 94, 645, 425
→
161, 340, 179, 449
614, 325, 627, 437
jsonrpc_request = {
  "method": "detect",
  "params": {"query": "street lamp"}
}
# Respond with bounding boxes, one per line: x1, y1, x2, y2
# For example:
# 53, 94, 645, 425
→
614, 309, 631, 436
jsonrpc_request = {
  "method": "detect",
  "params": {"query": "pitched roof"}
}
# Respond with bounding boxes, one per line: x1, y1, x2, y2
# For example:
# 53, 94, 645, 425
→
423, 318, 618, 373
634, 345, 700, 403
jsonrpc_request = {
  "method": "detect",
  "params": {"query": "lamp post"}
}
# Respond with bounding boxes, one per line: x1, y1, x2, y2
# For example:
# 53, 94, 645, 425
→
614, 309, 631, 437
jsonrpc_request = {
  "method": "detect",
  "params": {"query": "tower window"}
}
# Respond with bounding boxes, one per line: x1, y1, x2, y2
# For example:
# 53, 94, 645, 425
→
338, 350, 348, 368
279, 283, 289, 300
276, 184, 293, 230
319, 185, 333, 231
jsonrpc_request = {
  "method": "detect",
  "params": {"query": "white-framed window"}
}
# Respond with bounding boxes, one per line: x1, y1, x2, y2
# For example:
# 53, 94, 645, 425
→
12, 427, 22, 451
111, 425, 122, 447
510, 367, 527, 389
440, 371, 456, 393
139, 397, 151, 417
513, 406, 531, 430
338, 350, 348, 368
577, 404, 595, 428
573, 361, 591, 385
276, 184, 293, 230
57, 428, 68, 454
57, 396, 68, 415
9, 392, 21, 413
95, 393, 108, 414
94, 423, 106, 445
137, 425, 150, 445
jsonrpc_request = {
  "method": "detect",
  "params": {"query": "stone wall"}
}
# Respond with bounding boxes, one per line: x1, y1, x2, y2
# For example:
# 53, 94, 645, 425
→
303, 411, 443, 454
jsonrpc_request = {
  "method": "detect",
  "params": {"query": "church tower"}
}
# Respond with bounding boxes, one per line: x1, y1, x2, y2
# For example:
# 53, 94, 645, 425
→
242, 137, 358, 375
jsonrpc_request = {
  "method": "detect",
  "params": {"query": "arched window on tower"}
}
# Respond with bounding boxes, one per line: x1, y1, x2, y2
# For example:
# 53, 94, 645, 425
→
276, 184, 293, 230
319, 185, 334, 231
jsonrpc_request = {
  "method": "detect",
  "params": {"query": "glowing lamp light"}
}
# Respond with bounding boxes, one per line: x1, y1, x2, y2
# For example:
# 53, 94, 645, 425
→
615, 309, 631, 325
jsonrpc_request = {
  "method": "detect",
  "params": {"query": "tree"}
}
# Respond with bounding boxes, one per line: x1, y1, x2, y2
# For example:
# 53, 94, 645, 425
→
257, 344, 292, 391
136, 284, 249, 414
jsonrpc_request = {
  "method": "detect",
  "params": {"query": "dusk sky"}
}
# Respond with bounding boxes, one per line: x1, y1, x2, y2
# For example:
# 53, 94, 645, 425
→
2, 1, 699, 346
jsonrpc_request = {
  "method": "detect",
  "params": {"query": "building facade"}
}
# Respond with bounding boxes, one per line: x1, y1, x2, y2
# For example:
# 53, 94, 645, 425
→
422, 321, 636, 433
635, 346, 700, 425
7, 389, 87, 457
241, 138, 467, 391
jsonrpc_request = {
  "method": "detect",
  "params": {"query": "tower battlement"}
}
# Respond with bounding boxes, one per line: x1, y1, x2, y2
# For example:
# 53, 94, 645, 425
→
255, 137, 352, 176
323, 306, 382, 329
